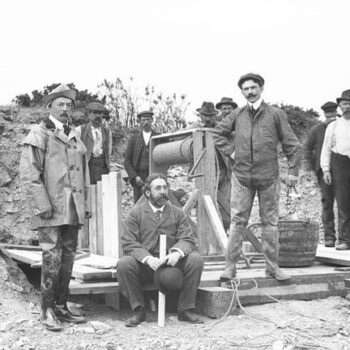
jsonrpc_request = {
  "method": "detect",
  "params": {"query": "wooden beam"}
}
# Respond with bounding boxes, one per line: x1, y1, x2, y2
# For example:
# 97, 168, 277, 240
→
182, 189, 199, 215
89, 185, 97, 254
316, 245, 350, 266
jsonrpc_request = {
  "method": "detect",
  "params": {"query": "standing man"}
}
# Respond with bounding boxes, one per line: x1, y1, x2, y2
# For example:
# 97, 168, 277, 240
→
321, 90, 350, 250
78, 102, 112, 184
216, 97, 238, 122
20, 85, 89, 331
213, 73, 301, 281
199, 101, 219, 128
305, 101, 338, 247
117, 173, 204, 326
124, 110, 160, 203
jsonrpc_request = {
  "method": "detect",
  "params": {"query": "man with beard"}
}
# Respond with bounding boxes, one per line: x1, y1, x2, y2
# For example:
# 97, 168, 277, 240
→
78, 102, 112, 184
117, 173, 204, 326
20, 84, 90, 331
124, 110, 160, 203
321, 90, 350, 250
213, 73, 301, 281
305, 101, 338, 247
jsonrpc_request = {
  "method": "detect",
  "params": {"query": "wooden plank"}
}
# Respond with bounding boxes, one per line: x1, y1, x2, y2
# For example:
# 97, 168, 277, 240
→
316, 245, 350, 266
203, 195, 228, 253
72, 264, 117, 281
74, 254, 118, 269
183, 189, 199, 215
96, 181, 104, 255
69, 280, 119, 295
102, 174, 112, 257
5, 249, 42, 265
89, 185, 97, 254
244, 227, 263, 253
78, 218, 90, 250
0, 244, 42, 251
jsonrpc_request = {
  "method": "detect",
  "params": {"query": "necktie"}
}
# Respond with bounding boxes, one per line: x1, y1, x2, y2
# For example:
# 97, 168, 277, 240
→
63, 124, 70, 136
155, 210, 162, 221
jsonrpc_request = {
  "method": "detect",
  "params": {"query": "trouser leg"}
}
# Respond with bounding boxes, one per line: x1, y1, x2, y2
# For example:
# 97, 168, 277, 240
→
38, 227, 62, 311
89, 157, 109, 185
117, 256, 154, 310
56, 225, 79, 306
176, 251, 204, 311
221, 174, 255, 279
331, 153, 350, 244
317, 170, 336, 241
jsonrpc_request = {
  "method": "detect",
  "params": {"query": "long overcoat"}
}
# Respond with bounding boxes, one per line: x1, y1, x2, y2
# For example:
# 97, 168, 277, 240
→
20, 120, 90, 229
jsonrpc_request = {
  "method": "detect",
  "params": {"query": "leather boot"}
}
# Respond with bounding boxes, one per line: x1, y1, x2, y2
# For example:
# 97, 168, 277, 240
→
261, 227, 290, 281
41, 307, 63, 332
220, 228, 243, 281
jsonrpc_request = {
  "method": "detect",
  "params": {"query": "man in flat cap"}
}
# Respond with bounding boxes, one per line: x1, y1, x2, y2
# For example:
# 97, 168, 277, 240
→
20, 84, 90, 331
124, 110, 160, 203
78, 102, 112, 184
305, 101, 338, 247
117, 173, 203, 327
213, 73, 301, 281
216, 97, 238, 122
321, 90, 350, 250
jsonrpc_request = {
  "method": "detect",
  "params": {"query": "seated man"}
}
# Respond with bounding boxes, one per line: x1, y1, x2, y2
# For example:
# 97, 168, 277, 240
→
117, 173, 204, 327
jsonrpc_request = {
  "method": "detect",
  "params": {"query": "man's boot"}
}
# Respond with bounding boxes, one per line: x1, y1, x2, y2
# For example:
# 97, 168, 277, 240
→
41, 307, 63, 332
261, 227, 290, 281
220, 228, 243, 281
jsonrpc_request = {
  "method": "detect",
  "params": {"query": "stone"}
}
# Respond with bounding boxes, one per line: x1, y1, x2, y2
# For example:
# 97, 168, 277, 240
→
90, 321, 112, 334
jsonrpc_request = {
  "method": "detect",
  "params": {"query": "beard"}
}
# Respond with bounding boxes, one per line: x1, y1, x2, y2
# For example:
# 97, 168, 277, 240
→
149, 192, 168, 208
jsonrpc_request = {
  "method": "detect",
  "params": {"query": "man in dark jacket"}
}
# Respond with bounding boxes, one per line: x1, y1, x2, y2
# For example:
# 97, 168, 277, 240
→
78, 102, 112, 184
213, 73, 301, 281
117, 173, 204, 326
124, 111, 160, 203
305, 102, 338, 247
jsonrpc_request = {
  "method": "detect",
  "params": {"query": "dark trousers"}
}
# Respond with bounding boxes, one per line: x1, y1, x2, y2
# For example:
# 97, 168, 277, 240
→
117, 252, 204, 312
89, 155, 109, 185
38, 225, 79, 311
331, 153, 350, 244
132, 169, 149, 204
316, 169, 336, 241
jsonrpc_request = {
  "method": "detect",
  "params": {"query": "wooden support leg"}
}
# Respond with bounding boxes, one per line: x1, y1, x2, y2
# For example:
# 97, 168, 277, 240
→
158, 235, 166, 327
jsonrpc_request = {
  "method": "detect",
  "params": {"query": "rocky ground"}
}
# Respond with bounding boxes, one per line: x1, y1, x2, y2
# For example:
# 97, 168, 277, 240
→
0, 107, 349, 349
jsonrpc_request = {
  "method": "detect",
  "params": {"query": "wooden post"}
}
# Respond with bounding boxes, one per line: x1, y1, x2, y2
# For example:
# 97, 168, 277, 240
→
158, 234, 166, 327
96, 181, 104, 255
89, 185, 97, 254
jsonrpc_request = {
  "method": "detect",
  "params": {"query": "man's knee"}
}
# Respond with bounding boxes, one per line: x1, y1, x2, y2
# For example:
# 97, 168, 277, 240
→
185, 251, 204, 270
117, 256, 139, 274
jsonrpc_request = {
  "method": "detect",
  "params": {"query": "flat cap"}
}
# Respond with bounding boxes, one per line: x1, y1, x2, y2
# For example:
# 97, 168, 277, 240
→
86, 102, 107, 112
321, 101, 338, 112
137, 110, 154, 119
42, 84, 76, 107
238, 73, 265, 89
336, 90, 350, 104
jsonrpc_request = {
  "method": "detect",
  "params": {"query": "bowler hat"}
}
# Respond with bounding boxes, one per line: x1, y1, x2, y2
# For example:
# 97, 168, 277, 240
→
137, 110, 154, 119
336, 90, 350, 104
154, 266, 183, 294
238, 73, 265, 89
86, 102, 107, 112
201, 102, 218, 116
42, 84, 77, 107
215, 97, 238, 110
321, 101, 338, 112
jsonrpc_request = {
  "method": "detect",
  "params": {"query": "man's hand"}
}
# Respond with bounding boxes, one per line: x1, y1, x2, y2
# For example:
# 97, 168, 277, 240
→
163, 251, 182, 267
284, 175, 298, 188
135, 176, 144, 187
145, 256, 162, 271
85, 211, 92, 219
323, 171, 332, 185
39, 209, 53, 220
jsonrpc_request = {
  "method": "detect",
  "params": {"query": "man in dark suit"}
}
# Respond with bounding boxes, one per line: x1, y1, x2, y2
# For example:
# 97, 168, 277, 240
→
124, 110, 160, 203
78, 102, 112, 184
305, 102, 338, 247
117, 173, 204, 326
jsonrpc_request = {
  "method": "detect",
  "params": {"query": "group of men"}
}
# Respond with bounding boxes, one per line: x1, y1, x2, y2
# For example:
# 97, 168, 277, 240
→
19, 74, 350, 331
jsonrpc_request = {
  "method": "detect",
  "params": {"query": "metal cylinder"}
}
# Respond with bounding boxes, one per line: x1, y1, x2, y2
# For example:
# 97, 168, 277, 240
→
152, 137, 193, 165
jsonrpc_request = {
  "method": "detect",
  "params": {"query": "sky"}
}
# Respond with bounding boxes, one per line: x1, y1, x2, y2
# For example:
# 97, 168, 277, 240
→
1, 0, 349, 120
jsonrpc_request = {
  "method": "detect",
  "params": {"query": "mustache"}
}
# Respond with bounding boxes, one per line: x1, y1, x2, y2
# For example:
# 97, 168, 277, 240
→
248, 93, 256, 98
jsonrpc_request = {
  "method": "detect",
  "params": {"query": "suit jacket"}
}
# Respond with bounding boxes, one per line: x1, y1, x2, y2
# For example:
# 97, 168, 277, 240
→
80, 122, 111, 171
304, 121, 334, 173
124, 129, 160, 181
121, 201, 197, 262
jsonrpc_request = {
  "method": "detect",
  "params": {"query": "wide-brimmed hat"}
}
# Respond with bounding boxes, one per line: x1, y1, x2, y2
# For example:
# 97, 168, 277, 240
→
321, 101, 338, 112
237, 73, 265, 89
336, 90, 350, 104
201, 101, 219, 116
154, 266, 183, 294
137, 110, 154, 120
86, 102, 107, 112
42, 84, 76, 107
215, 97, 238, 110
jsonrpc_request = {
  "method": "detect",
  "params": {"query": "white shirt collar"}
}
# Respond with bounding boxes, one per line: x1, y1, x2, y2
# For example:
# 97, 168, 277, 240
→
49, 115, 64, 130
148, 201, 165, 213
91, 124, 101, 131
248, 97, 263, 110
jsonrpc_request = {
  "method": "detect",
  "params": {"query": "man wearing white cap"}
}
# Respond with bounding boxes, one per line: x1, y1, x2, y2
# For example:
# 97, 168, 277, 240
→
20, 85, 90, 331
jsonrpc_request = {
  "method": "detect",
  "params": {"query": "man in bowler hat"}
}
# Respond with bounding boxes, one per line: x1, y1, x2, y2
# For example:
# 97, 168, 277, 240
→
124, 110, 160, 203
305, 101, 338, 247
321, 90, 350, 250
117, 173, 204, 326
20, 85, 90, 331
213, 73, 301, 281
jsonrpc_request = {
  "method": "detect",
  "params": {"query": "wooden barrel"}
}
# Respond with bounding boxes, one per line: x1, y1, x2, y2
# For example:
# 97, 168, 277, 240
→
278, 220, 319, 267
